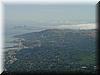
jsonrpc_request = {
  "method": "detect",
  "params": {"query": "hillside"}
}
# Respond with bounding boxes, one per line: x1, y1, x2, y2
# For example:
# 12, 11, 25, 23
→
5, 29, 97, 73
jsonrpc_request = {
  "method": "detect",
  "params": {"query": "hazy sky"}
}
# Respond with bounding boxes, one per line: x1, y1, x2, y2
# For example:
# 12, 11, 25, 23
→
4, 4, 96, 25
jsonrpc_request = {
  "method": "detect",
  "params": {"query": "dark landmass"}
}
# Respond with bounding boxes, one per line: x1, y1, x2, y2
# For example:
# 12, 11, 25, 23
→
4, 29, 97, 74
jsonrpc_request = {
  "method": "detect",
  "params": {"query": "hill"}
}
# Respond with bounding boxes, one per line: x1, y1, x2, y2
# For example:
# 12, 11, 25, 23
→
5, 29, 97, 73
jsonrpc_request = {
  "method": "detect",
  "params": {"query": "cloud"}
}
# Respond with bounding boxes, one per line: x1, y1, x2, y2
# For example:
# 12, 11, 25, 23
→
55, 23, 96, 30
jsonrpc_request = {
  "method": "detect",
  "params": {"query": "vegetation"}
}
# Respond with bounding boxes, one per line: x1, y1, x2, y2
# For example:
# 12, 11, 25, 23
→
5, 29, 97, 73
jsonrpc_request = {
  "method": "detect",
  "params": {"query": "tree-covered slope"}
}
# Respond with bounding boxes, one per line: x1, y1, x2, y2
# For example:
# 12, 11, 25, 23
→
5, 29, 97, 73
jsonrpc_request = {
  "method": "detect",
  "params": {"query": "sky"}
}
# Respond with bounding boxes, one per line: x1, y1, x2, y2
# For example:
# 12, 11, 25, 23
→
4, 4, 96, 25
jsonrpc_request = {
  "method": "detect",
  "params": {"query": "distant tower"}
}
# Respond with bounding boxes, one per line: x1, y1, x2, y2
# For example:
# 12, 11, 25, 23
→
18, 38, 25, 50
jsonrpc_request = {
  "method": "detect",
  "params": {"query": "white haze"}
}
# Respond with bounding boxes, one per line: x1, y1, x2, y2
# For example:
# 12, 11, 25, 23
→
55, 23, 96, 30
